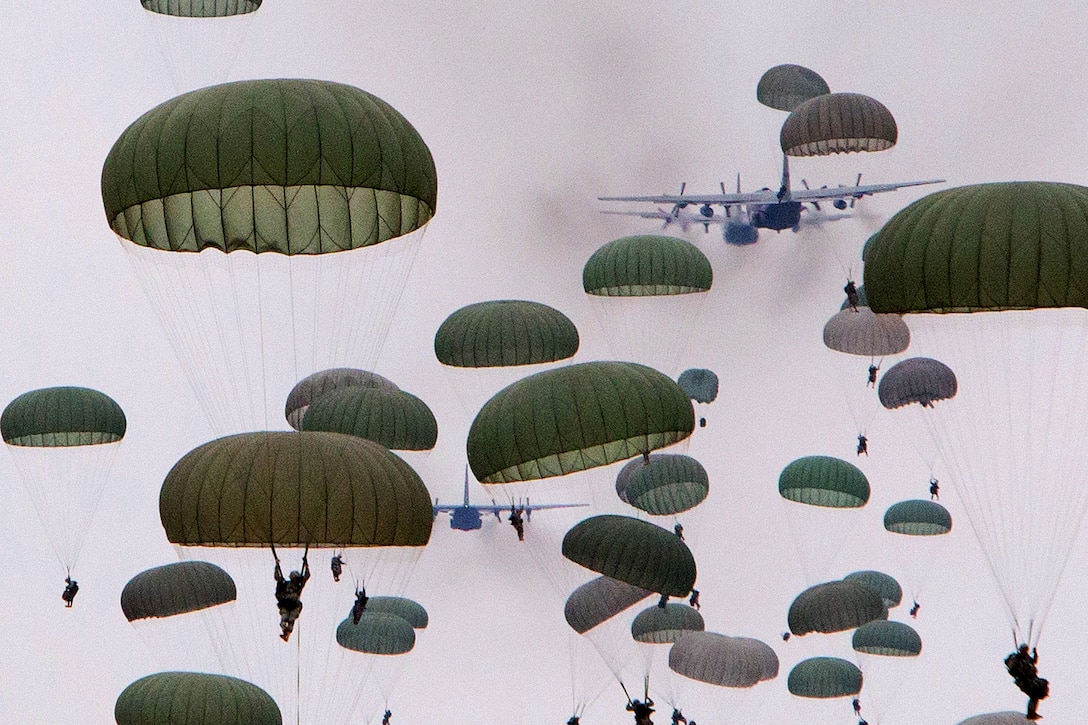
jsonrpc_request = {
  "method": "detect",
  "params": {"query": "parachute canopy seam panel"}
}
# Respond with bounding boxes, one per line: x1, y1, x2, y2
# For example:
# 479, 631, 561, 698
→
1, 386, 127, 446
114, 671, 282, 725
582, 235, 712, 296
141, 0, 262, 17
433, 300, 580, 368
780, 93, 898, 157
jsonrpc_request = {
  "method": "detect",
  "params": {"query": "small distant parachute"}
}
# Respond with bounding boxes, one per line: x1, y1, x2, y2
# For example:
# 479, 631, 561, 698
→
336, 612, 417, 655
787, 657, 863, 698
363, 596, 429, 629
121, 561, 236, 621
756, 64, 830, 112
669, 632, 779, 688
852, 620, 922, 657
434, 300, 580, 368
564, 576, 654, 634
884, 500, 953, 536
788, 580, 888, 636
630, 602, 704, 644
141, 0, 261, 16
823, 308, 911, 357
562, 515, 697, 597
467, 361, 694, 484
843, 570, 903, 610
878, 357, 957, 409
300, 387, 438, 451
115, 672, 281, 725
615, 453, 709, 515
677, 368, 718, 404
780, 93, 898, 157
2, 386, 126, 571
285, 369, 399, 430
779, 455, 870, 508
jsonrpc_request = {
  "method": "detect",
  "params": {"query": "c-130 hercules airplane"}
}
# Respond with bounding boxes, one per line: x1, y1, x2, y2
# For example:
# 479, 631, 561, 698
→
600, 154, 943, 245
432, 467, 587, 531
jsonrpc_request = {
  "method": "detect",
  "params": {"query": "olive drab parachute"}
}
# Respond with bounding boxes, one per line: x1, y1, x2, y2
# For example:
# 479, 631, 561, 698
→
115, 672, 282, 725
630, 602, 704, 644
787, 580, 887, 636
852, 620, 922, 657
2, 386, 126, 572
778, 456, 870, 581
160, 432, 433, 547
884, 500, 953, 536
335, 612, 417, 655
285, 368, 399, 430
614, 453, 709, 516
668, 632, 779, 688
787, 657, 863, 698
582, 235, 712, 373
102, 79, 437, 434
434, 300, 580, 369
363, 596, 429, 629
843, 570, 903, 610
878, 357, 957, 409
121, 562, 236, 621
159, 431, 432, 723
564, 576, 654, 634
957, 713, 1035, 725
562, 515, 697, 597
756, 64, 830, 112
300, 387, 438, 452
780, 93, 898, 157
466, 362, 694, 483
865, 181, 1088, 646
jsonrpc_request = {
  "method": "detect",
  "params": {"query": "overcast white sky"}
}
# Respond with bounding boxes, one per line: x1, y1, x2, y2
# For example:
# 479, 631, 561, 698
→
1, 2, 1087, 723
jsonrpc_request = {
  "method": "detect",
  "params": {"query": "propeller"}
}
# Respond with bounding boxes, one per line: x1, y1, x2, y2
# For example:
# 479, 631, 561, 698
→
669, 182, 688, 217
801, 178, 821, 211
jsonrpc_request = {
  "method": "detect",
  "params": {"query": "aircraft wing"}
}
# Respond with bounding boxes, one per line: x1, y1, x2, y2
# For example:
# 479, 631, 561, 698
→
598, 190, 779, 206
432, 504, 460, 515
600, 209, 674, 220
473, 503, 588, 514
789, 179, 944, 202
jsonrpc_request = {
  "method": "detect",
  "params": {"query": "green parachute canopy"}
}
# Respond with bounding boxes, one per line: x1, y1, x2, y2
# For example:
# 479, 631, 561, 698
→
615, 453, 709, 516
363, 596, 429, 629
630, 602, 705, 644
787, 657, 863, 698
335, 612, 416, 655
121, 561, 236, 622
756, 64, 830, 112
2, 386, 126, 447
778, 456, 870, 508
434, 300, 580, 368
884, 499, 953, 535
878, 357, 957, 409
564, 576, 654, 634
668, 632, 779, 688
102, 79, 437, 254
676, 368, 718, 404
582, 235, 713, 296
285, 369, 399, 430
788, 580, 888, 636
160, 431, 433, 547
115, 672, 281, 725
300, 387, 438, 451
852, 620, 922, 657
562, 515, 697, 597
467, 361, 694, 483
843, 570, 902, 609
863, 182, 1088, 313
141, 0, 262, 16
780, 93, 897, 157
822, 308, 910, 356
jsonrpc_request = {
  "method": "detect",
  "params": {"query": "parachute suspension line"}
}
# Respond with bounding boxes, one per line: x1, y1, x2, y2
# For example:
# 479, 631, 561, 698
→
254, 255, 271, 428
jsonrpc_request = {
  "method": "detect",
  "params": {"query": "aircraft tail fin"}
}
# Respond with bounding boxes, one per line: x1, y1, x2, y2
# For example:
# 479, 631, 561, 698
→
778, 154, 791, 202
463, 465, 471, 506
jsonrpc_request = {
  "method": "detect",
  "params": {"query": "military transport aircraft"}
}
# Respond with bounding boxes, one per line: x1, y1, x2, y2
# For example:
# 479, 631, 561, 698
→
432, 467, 587, 531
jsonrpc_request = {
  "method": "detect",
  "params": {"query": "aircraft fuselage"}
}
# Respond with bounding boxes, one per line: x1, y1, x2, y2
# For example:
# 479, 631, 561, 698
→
749, 201, 802, 231
450, 506, 483, 531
